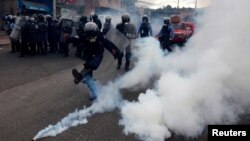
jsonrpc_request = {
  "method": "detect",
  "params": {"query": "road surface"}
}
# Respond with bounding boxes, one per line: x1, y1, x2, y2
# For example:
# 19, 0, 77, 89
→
0, 44, 249, 141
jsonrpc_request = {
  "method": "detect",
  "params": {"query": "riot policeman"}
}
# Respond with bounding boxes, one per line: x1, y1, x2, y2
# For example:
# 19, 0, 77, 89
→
28, 16, 39, 55
75, 15, 88, 58
102, 16, 112, 35
138, 15, 153, 37
9, 15, 20, 53
58, 17, 73, 57
46, 14, 58, 53
66, 15, 88, 58
157, 17, 174, 52
18, 16, 29, 57
10, 5, 29, 57
116, 13, 137, 71
37, 14, 48, 55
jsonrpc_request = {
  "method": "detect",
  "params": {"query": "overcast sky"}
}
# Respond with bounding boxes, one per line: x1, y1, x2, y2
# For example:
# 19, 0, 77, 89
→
136, 0, 210, 9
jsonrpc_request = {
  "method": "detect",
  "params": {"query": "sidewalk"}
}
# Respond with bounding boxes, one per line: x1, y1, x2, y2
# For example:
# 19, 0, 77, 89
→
0, 31, 10, 46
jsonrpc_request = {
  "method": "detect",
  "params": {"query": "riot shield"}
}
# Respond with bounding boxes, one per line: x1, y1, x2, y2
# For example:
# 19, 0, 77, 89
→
124, 23, 137, 39
10, 16, 26, 42
105, 25, 130, 51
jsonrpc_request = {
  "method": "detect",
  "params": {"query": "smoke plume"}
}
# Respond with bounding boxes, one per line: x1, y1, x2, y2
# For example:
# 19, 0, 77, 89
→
33, 0, 250, 140
32, 81, 122, 140
119, 0, 250, 140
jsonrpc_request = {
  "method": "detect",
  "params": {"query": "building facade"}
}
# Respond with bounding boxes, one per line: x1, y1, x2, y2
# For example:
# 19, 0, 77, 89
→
0, 0, 18, 16
1, 0, 53, 16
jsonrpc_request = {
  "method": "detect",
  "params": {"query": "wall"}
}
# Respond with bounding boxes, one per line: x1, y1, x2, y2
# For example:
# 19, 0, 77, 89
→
0, 0, 18, 16
98, 0, 122, 10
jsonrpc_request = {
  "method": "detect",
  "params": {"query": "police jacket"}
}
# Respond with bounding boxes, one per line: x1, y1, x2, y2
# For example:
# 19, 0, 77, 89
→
157, 24, 174, 41
93, 18, 102, 30
83, 32, 105, 70
116, 23, 126, 35
138, 22, 152, 37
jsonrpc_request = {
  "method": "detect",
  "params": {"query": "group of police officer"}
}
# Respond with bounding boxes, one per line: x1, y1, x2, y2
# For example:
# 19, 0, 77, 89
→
3, 10, 174, 101
4, 11, 174, 60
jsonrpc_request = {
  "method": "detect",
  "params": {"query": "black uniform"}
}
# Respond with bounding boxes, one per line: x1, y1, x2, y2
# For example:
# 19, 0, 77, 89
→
157, 24, 173, 52
116, 22, 132, 71
138, 22, 152, 37
59, 19, 73, 57
47, 18, 59, 53
29, 18, 39, 55
91, 14, 102, 31
37, 16, 48, 55
19, 19, 29, 57
9, 18, 20, 53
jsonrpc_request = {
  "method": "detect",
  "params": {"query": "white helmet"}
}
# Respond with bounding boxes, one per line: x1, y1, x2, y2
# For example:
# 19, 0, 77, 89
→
84, 22, 99, 38
84, 22, 98, 32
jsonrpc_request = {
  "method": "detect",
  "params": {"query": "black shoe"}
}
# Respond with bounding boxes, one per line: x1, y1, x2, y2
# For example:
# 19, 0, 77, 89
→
117, 53, 123, 70
125, 66, 130, 72
72, 69, 83, 84
117, 64, 121, 70
89, 97, 97, 102
114, 52, 122, 59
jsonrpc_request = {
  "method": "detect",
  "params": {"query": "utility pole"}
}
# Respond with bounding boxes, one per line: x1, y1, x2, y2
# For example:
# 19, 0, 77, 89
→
176, 0, 180, 14
195, 0, 197, 9
53, 0, 56, 18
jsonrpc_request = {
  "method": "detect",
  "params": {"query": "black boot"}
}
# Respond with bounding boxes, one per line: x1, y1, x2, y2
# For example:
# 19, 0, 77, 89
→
125, 61, 130, 71
72, 69, 83, 84
117, 57, 122, 70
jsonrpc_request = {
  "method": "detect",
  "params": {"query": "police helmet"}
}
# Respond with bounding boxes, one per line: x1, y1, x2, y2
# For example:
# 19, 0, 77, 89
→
73, 15, 81, 22
142, 15, 148, 23
45, 14, 52, 18
45, 14, 52, 22
30, 17, 35, 22
121, 13, 130, 23
13, 16, 17, 20
84, 22, 99, 37
32, 14, 38, 18
79, 15, 88, 23
163, 17, 170, 24
25, 16, 29, 20
38, 14, 45, 22
59, 16, 65, 22
105, 16, 111, 23
8, 15, 13, 20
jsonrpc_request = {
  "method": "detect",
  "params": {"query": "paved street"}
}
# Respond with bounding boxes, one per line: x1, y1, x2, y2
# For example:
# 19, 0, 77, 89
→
0, 31, 10, 46
0, 42, 140, 141
0, 39, 249, 141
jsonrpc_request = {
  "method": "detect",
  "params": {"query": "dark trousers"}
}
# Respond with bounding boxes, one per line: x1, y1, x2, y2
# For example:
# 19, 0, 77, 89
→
10, 40, 20, 52
20, 40, 28, 56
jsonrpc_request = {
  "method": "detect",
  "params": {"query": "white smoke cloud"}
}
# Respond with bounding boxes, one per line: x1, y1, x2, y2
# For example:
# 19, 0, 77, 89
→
119, 0, 250, 140
137, 0, 210, 9
32, 108, 90, 140
32, 81, 122, 140
118, 37, 165, 89
119, 90, 171, 141
33, 0, 250, 140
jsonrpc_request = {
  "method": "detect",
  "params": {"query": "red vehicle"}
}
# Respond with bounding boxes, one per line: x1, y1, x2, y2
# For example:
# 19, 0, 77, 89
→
182, 22, 195, 36
170, 22, 194, 44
